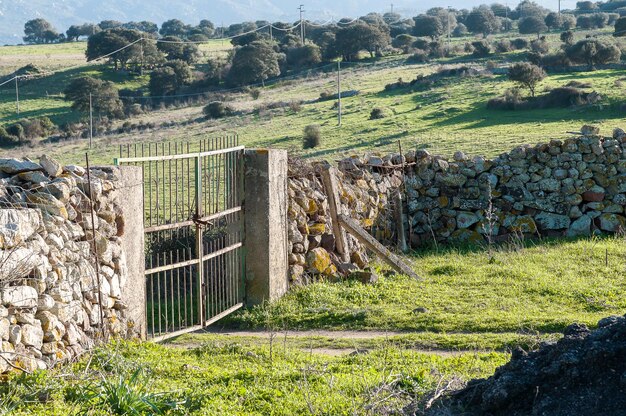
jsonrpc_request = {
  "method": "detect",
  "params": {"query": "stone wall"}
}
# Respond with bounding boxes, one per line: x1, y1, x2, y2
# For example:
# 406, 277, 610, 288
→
287, 127, 626, 282
0, 156, 139, 374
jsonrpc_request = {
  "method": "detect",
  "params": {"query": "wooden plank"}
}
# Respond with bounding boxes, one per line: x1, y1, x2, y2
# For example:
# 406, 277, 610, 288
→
320, 166, 350, 262
338, 214, 421, 281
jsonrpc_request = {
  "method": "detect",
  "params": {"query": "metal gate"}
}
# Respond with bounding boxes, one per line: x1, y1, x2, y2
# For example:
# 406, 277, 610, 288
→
115, 136, 245, 341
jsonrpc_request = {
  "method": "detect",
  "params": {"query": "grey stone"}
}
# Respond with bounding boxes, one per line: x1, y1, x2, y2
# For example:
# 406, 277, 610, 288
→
39, 155, 63, 177
0, 159, 42, 174
535, 212, 571, 230
567, 215, 591, 237
21, 324, 44, 349
457, 211, 480, 229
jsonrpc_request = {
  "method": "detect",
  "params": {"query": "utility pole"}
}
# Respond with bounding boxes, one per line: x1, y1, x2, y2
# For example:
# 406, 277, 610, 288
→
15, 77, 19, 115
139, 38, 144, 75
298, 4, 305, 44
391, 3, 394, 13
89, 93, 93, 148
447, 6, 451, 47
558, 0, 561, 15
337, 61, 342, 127
270, 25, 273, 41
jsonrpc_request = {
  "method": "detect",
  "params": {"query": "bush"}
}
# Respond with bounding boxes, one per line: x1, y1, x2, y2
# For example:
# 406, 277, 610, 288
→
561, 31, 575, 46
488, 86, 595, 110
487, 88, 524, 110
508, 62, 546, 96
406, 50, 429, 63
495, 39, 513, 53
249, 88, 261, 100
412, 38, 431, 51
0, 126, 19, 148
511, 38, 530, 50
530, 37, 550, 54
370, 107, 390, 120
6, 123, 24, 140
302, 124, 321, 149
453, 23, 468, 37
471, 40, 492, 57
289, 101, 302, 113
203, 101, 234, 119
540, 51, 572, 68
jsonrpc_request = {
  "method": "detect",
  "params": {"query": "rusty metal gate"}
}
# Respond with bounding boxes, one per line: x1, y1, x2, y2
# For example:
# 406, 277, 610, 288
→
115, 136, 245, 341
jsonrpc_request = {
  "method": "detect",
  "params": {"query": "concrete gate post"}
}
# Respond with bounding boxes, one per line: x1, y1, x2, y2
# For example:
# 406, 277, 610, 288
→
243, 149, 289, 306
110, 166, 146, 339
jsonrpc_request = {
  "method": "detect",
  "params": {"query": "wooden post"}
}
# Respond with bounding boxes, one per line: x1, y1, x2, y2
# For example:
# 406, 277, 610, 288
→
321, 166, 350, 263
394, 192, 409, 253
338, 214, 421, 280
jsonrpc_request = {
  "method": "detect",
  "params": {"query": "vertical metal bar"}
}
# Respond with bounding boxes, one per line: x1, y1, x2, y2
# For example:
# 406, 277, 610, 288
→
195, 156, 204, 326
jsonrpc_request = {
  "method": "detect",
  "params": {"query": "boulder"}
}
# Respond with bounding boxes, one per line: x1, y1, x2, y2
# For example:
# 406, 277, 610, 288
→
0, 159, 42, 174
535, 212, 571, 231
567, 215, 592, 237
598, 214, 626, 232
39, 155, 63, 177
306, 248, 336, 275
21, 324, 44, 349
1, 285, 38, 308
456, 211, 480, 229
0, 209, 41, 249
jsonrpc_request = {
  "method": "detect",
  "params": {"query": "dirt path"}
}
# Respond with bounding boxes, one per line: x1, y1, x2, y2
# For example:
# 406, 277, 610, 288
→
164, 328, 486, 357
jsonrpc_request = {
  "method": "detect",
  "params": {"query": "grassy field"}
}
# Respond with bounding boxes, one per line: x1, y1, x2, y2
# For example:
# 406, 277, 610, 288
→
227, 236, 626, 336
1, 30, 624, 166
2, 340, 506, 415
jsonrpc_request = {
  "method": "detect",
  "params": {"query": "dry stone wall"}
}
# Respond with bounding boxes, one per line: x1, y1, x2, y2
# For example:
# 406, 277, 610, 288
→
287, 127, 626, 282
0, 156, 136, 374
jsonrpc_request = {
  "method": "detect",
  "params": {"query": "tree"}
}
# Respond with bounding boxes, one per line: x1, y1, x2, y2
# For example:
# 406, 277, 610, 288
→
544, 12, 562, 29
615, 17, 626, 37
98, 20, 122, 30
123, 21, 159, 34
561, 31, 575, 46
227, 41, 282, 85
64, 76, 123, 117
519, 16, 548, 37
285, 44, 322, 68
23, 19, 60, 44
508, 62, 546, 96
412, 15, 444, 40
160, 19, 189, 37
453, 23, 468, 37
164, 60, 194, 85
66, 23, 99, 41
149, 67, 179, 96
157, 36, 200, 63
334, 21, 391, 60
576, 1, 597, 12
392, 34, 417, 53
515, 0, 549, 19
87, 29, 162, 71
465, 6, 499, 36
566, 38, 621, 69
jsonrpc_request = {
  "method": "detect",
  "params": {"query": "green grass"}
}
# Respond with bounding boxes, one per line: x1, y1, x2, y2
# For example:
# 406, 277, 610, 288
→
2, 340, 506, 415
226, 236, 626, 335
1, 29, 624, 167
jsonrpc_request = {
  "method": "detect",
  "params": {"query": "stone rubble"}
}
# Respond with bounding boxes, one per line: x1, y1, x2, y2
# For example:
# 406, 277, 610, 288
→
0, 156, 135, 374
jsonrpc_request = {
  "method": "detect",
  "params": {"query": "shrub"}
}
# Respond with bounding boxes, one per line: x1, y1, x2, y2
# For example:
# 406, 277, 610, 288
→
406, 50, 429, 63
566, 39, 621, 69
530, 37, 550, 54
511, 38, 530, 50
495, 39, 513, 53
370, 107, 390, 119
471, 40, 492, 57
203, 101, 234, 119
289, 101, 302, 113
0, 127, 19, 148
411, 38, 431, 51
508, 62, 546, 96
6, 123, 24, 140
249, 88, 261, 100
561, 31, 575, 46
302, 124, 321, 149
540, 51, 572, 68
453, 23, 468, 37
487, 88, 524, 110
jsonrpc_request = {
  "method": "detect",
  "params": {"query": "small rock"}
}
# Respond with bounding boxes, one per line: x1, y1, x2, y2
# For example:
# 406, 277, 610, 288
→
0, 158, 42, 174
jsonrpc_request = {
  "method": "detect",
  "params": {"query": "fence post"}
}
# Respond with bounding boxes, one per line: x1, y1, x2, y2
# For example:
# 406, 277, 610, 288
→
243, 149, 289, 306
